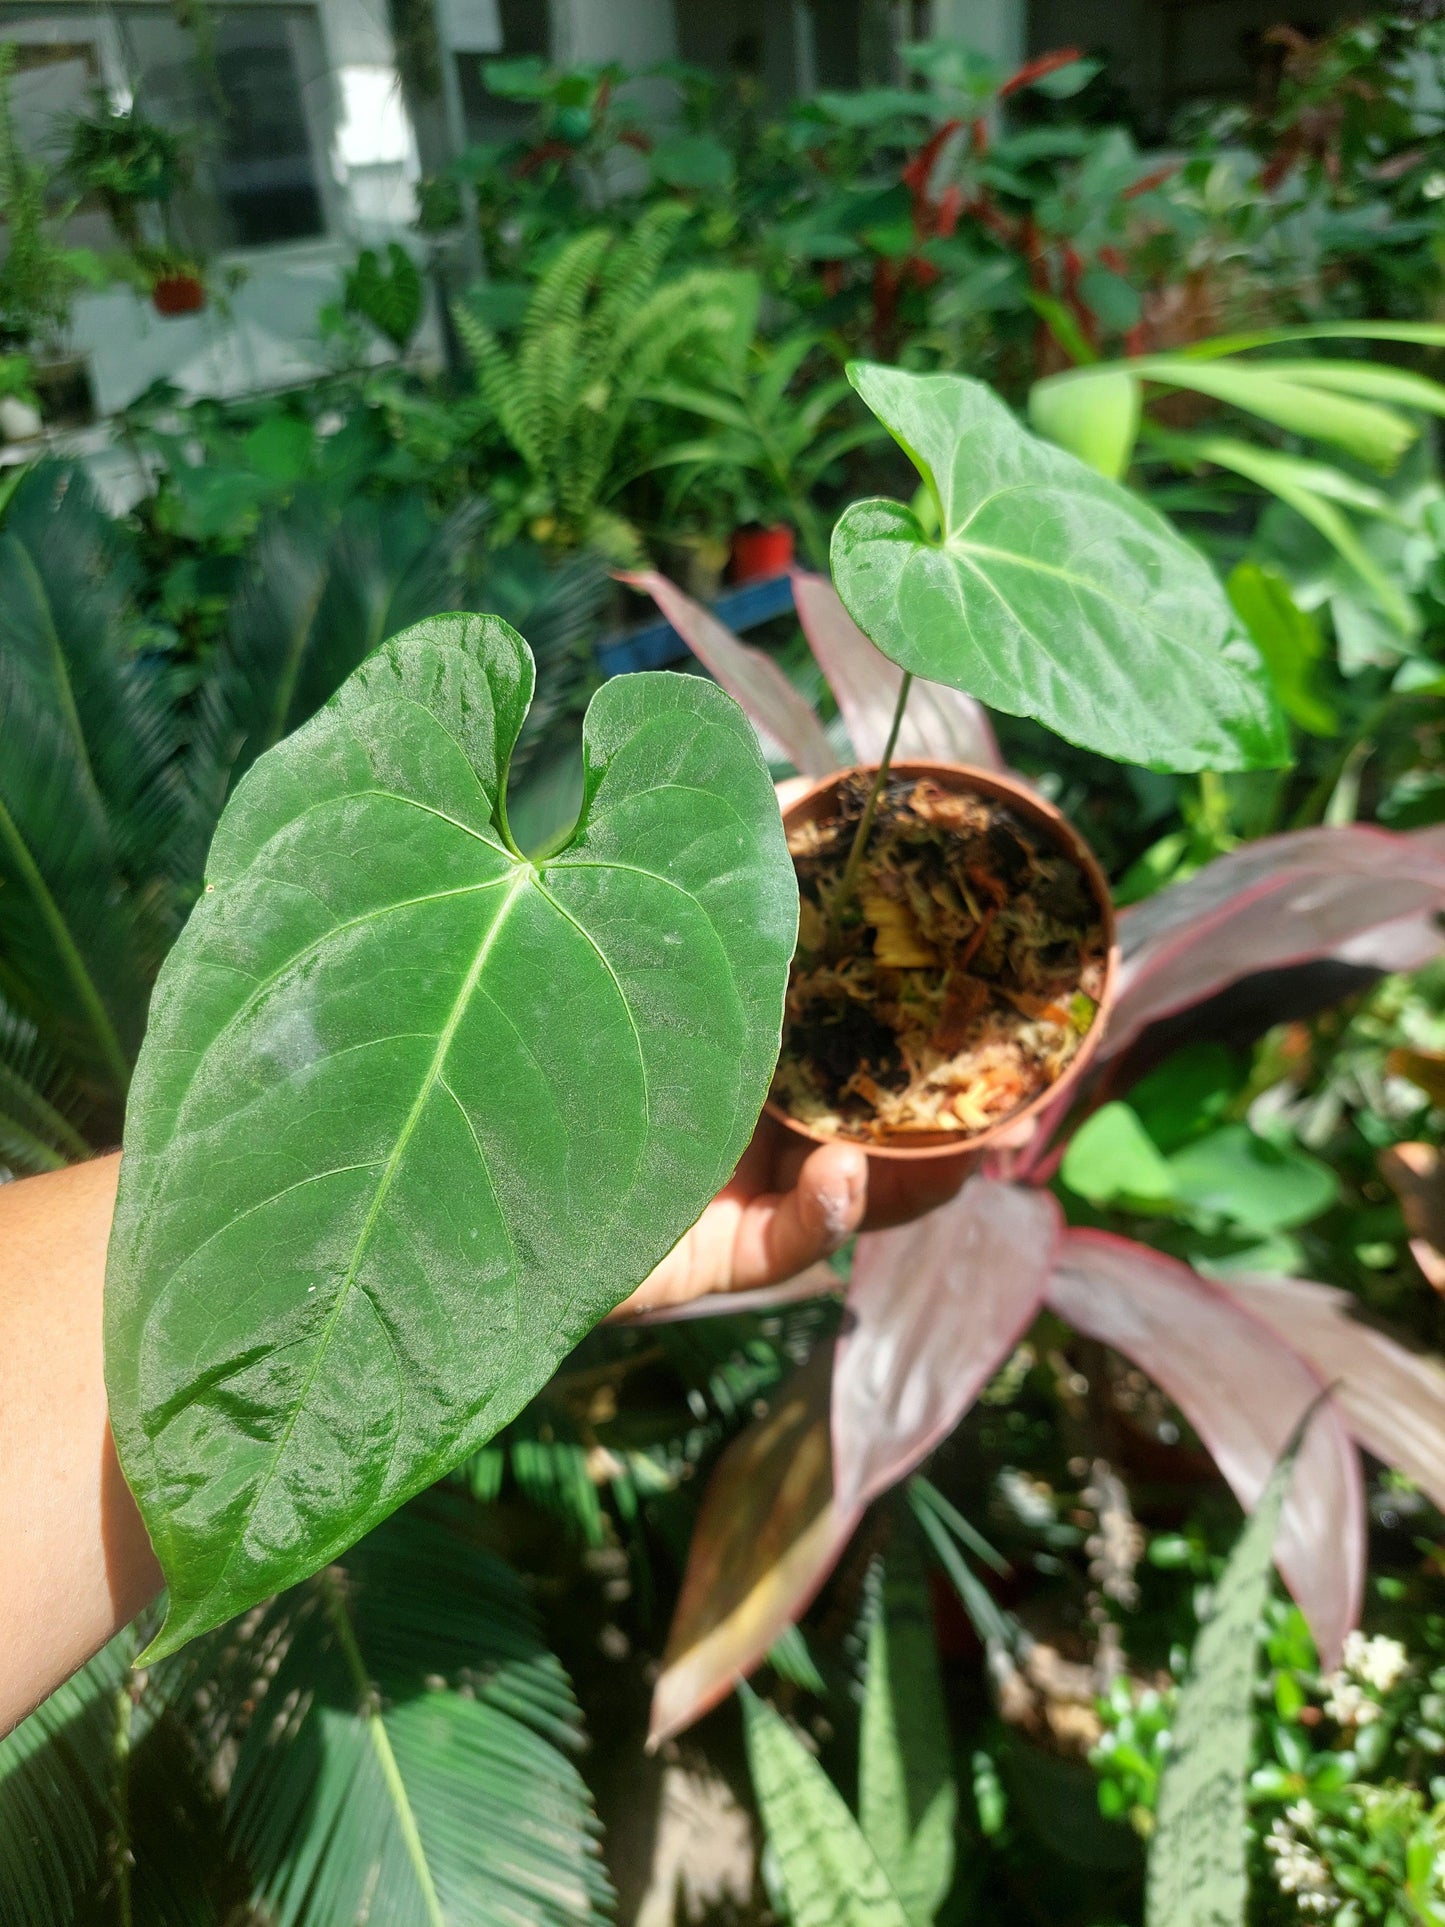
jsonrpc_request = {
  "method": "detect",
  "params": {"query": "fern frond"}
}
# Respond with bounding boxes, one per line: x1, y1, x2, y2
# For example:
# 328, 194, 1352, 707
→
524, 225, 613, 340
452, 300, 537, 467
588, 201, 691, 352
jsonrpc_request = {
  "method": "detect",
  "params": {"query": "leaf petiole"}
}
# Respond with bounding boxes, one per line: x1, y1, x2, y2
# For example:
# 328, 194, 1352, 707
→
825, 671, 913, 949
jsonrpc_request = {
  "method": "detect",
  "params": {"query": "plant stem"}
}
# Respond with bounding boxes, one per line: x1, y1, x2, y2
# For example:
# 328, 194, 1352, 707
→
825, 671, 912, 948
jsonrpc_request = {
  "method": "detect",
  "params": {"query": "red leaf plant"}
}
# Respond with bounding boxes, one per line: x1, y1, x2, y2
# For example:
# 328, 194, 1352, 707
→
630, 567, 1445, 1746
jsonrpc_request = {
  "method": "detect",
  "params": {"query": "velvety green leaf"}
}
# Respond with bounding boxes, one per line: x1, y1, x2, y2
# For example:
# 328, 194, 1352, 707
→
1028, 367, 1141, 479
742, 1688, 913, 1927
105, 613, 796, 1659
1227, 563, 1338, 738
1144, 1441, 1297, 1927
832, 365, 1287, 772
859, 1535, 957, 1927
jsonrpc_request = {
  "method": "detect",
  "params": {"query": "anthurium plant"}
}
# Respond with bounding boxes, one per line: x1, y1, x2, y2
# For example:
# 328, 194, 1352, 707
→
106, 367, 1291, 1657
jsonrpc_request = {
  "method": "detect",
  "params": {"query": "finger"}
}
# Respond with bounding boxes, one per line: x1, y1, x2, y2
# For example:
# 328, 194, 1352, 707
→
726, 1140, 868, 1290
860, 1145, 977, 1231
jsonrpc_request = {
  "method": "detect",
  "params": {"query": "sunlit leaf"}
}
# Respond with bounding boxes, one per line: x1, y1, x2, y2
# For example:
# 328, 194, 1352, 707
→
1059, 1102, 1174, 1208
1227, 1271, 1445, 1514
1227, 563, 1338, 738
1028, 366, 1141, 480
833, 1180, 1061, 1514
1047, 1231, 1363, 1665
832, 364, 1286, 772
1103, 826, 1445, 1064
1167, 1124, 1338, 1235
106, 614, 796, 1658
650, 1351, 858, 1746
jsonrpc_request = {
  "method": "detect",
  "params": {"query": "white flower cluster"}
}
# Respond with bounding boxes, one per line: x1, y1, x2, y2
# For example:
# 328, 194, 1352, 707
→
1322, 1631, 1410, 1726
1265, 1803, 1338, 1917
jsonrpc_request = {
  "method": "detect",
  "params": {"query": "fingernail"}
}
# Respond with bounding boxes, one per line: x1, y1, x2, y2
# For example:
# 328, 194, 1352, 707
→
817, 1163, 865, 1248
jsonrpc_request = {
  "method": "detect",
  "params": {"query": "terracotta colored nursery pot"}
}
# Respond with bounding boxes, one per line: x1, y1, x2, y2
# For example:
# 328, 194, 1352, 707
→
731, 522, 795, 582
765, 759, 1119, 1181
151, 273, 206, 317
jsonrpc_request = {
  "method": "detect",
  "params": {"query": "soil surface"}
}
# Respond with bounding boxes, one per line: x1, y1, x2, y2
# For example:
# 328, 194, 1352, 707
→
773, 774, 1107, 1145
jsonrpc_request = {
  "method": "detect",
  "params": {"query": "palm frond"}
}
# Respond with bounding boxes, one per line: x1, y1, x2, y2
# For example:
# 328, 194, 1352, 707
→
229, 1500, 614, 1926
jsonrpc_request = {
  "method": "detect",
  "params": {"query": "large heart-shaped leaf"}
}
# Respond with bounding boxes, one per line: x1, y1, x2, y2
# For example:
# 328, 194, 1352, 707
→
831, 364, 1288, 772
105, 614, 796, 1659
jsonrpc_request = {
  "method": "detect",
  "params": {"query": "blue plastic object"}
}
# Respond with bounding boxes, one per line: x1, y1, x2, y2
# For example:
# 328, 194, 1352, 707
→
596, 571, 796, 676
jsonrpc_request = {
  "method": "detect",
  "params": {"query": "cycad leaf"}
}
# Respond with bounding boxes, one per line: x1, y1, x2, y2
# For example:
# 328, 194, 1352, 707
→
105, 614, 796, 1657
0, 463, 180, 1112
832, 364, 1287, 773
0, 1632, 129, 1926
1144, 1439, 1297, 1927
743, 1687, 913, 1927
230, 1502, 613, 1926
859, 1536, 956, 1927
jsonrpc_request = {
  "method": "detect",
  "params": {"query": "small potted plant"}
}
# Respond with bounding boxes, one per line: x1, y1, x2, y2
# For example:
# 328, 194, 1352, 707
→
145, 249, 208, 316
763, 363, 1286, 1175
63, 95, 187, 246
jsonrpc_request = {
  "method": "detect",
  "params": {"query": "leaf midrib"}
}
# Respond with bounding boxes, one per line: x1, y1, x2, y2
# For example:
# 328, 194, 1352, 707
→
198, 867, 531, 1615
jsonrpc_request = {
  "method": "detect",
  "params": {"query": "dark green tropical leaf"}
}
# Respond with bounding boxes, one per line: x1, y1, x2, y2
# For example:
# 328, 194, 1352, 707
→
106, 614, 796, 1657
229, 1502, 613, 1926
831, 364, 1288, 772
345, 242, 425, 351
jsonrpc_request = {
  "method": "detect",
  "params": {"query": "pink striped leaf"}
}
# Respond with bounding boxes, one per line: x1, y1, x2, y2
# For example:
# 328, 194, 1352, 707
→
833, 1178, 1061, 1513
648, 1348, 859, 1746
621, 570, 837, 777
1047, 1230, 1364, 1667
1226, 1270, 1445, 1514
791, 568, 1004, 769
1104, 826, 1445, 1063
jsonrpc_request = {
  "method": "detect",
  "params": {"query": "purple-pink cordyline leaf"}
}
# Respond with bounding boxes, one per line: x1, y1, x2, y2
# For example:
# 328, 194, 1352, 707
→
1048, 1231, 1364, 1666
1102, 826, 1445, 1064
833, 1179, 1062, 1514
648, 1349, 858, 1746
1227, 1271, 1445, 1513
790, 568, 1004, 770
621, 570, 837, 777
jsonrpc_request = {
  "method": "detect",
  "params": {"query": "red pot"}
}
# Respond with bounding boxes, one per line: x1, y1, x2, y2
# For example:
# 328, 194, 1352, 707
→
151, 273, 206, 317
767, 760, 1119, 1178
731, 523, 794, 582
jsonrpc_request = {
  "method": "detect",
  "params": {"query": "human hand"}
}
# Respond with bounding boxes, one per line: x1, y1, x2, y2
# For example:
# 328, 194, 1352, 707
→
611, 1111, 977, 1318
